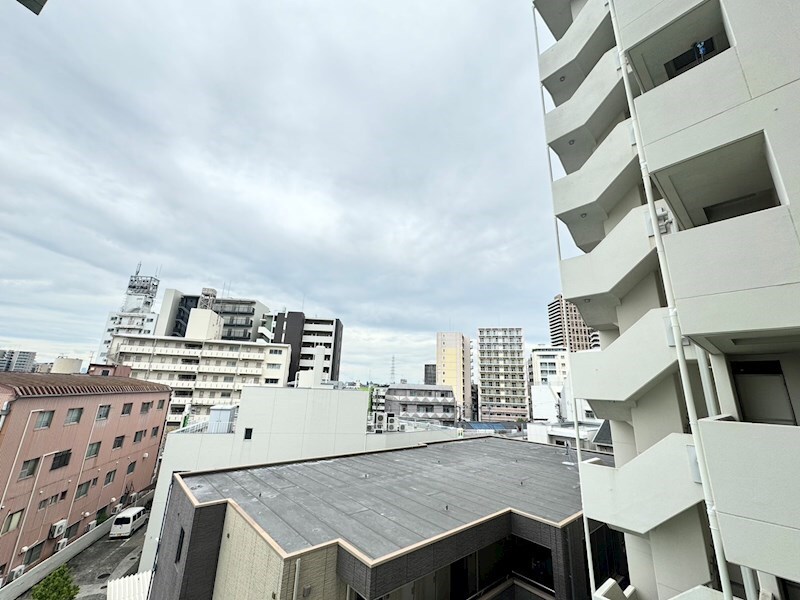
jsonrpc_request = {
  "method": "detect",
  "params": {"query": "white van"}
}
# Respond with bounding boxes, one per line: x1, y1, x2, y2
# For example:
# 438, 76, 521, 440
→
109, 507, 147, 539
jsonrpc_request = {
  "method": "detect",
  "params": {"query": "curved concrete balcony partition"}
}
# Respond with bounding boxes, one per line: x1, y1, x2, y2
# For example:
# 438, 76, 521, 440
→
698, 417, 800, 583
545, 48, 627, 174
571, 308, 695, 412
553, 119, 639, 251
539, 0, 614, 106
580, 433, 702, 535
664, 206, 800, 354
561, 204, 660, 330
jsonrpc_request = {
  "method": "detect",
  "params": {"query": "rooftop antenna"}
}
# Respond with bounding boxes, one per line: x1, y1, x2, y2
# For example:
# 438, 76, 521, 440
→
390, 355, 396, 384
135, 262, 141, 276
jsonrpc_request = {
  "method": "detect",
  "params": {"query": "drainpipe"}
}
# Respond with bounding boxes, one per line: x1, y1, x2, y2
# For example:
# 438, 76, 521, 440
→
531, 4, 596, 593
0, 409, 43, 512
606, 1, 733, 598
292, 558, 302, 600
65, 404, 103, 536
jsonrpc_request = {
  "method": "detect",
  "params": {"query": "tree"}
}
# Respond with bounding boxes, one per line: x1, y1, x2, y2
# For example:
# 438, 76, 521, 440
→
32, 565, 79, 600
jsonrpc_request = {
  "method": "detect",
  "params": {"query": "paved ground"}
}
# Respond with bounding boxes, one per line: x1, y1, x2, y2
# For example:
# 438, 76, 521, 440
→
17, 526, 145, 600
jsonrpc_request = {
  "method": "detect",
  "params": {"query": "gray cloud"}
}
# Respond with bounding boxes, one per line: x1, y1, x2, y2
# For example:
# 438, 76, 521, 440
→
0, 0, 559, 382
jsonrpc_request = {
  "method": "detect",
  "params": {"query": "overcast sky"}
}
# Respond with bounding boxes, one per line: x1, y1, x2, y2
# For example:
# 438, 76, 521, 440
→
0, 0, 561, 382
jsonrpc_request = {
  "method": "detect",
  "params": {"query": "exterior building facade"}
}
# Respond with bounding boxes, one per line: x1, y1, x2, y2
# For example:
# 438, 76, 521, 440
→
534, 0, 800, 598
97, 269, 160, 364
383, 383, 457, 424
477, 327, 529, 422
435, 332, 472, 420
149, 437, 627, 600
0, 350, 36, 373
547, 294, 599, 351
109, 310, 291, 429
0, 374, 169, 585
423, 363, 436, 385
271, 310, 343, 384
527, 345, 568, 386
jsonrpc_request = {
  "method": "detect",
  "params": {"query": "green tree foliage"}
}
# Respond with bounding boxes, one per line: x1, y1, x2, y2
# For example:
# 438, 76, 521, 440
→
32, 565, 79, 600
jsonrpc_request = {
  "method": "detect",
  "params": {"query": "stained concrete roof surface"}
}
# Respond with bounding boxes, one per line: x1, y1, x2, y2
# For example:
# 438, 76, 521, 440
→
182, 436, 613, 560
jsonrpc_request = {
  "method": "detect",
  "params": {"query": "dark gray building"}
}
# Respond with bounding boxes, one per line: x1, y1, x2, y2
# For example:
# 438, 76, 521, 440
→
272, 310, 343, 383
150, 437, 626, 599
424, 363, 436, 385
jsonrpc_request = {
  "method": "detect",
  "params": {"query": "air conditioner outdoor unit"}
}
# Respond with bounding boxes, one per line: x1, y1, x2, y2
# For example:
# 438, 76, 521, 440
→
366, 424, 375, 433
49, 519, 68, 539
398, 424, 407, 432
9, 565, 25, 581
86, 520, 97, 532
55, 539, 69, 552
113, 503, 124, 514
375, 412, 386, 425
129, 492, 139, 504
387, 422, 397, 432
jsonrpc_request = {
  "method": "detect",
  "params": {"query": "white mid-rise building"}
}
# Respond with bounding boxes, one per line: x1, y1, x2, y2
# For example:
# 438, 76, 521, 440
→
0, 349, 36, 373
435, 331, 472, 420
534, 0, 800, 598
97, 268, 159, 364
109, 309, 291, 428
527, 344, 569, 386
477, 327, 528, 422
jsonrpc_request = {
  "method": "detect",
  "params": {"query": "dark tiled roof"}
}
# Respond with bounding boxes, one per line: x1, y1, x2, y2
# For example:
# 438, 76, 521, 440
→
0, 373, 170, 398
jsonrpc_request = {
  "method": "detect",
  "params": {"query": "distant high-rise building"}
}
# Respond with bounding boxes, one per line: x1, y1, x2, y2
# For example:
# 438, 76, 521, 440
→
0, 350, 37, 373
547, 294, 599, 351
436, 332, 472, 420
271, 311, 343, 384
424, 363, 436, 385
527, 345, 569, 387
477, 327, 528, 422
97, 267, 159, 364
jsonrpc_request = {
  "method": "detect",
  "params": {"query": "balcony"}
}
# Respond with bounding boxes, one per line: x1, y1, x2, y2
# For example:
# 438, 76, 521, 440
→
580, 433, 702, 535
545, 48, 628, 174
698, 417, 800, 582
561, 204, 661, 330
553, 119, 639, 251
170, 380, 196, 389
197, 365, 238, 374
663, 206, 800, 354
195, 381, 235, 390
116, 344, 153, 354
201, 350, 241, 359
239, 352, 265, 361
150, 363, 198, 372
153, 347, 202, 357
571, 308, 696, 415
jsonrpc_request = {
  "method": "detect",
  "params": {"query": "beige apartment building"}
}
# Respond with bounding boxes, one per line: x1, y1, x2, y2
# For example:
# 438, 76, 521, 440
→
547, 294, 599, 351
109, 309, 291, 428
477, 327, 528, 422
435, 332, 472, 420
534, 0, 800, 599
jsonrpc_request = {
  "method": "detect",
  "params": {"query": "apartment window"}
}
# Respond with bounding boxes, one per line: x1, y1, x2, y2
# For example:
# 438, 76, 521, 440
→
266, 363, 281, 370
76, 481, 90, 499
244, 428, 253, 440
151, 426, 160, 437
91, 477, 98, 487
60, 490, 67, 501
223, 376, 234, 382
122, 403, 133, 416
38, 499, 48, 510
65, 522, 80, 539
126, 461, 136, 475
86, 442, 101, 458
226, 360, 236, 367
64, 408, 83, 425
157, 399, 165, 410
104, 470, 116, 486
19, 458, 40, 480
133, 430, 145, 443
112, 435, 125, 449
265, 378, 279, 384
221, 392, 231, 398
97, 404, 111, 420
1, 509, 23, 534
23, 541, 44, 565
51, 450, 71, 470
49, 494, 58, 505
209, 392, 217, 399
34, 411, 54, 429
175, 527, 185, 563
140, 401, 153, 414
269, 349, 282, 355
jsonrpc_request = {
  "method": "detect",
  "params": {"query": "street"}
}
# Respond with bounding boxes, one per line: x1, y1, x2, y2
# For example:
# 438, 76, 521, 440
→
16, 525, 146, 600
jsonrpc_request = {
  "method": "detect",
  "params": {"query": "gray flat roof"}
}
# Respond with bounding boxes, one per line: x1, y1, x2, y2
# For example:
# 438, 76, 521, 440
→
181, 437, 612, 560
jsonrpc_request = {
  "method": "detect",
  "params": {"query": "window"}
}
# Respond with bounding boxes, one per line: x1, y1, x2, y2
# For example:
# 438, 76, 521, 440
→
49, 494, 58, 505
104, 470, 116, 486
122, 403, 133, 416
140, 401, 153, 414
134, 430, 145, 443
151, 426, 160, 437
60, 490, 67, 501
244, 428, 253, 440
269, 349, 282, 355
223, 376, 234, 382
23, 541, 44, 565
1, 509, 23, 534
175, 527, 185, 563
91, 477, 98, 487
19, 458, 40, 479
265, 378, 279, 384
126, 461, 137, 475
97, 405, 111, 420
64, 408, 83, 425
157, 399, 165, 410
112, 436, 125, 450
86, 442, 101, 458
34, 411, 54, 429
220, 392, 231, 398
65, 522, 80, 539
51, 450, 72, 470
76, 481, 90, 499
266, 363, 281, 369
101, 369, 110, 376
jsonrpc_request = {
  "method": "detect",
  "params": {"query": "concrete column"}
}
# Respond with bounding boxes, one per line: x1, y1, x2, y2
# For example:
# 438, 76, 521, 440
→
708, 354, 741, 419
624, 534, 658, 600
650, 506, 712, 599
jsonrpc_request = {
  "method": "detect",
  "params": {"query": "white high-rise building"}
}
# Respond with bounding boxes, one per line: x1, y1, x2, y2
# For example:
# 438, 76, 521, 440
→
97, 267, 159, 364
477, 327, 528, 422
534, 0, 800, 598
435, 332, 472, 420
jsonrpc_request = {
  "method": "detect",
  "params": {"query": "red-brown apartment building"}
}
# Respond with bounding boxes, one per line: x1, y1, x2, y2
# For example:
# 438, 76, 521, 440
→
0, 373, 170, 585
